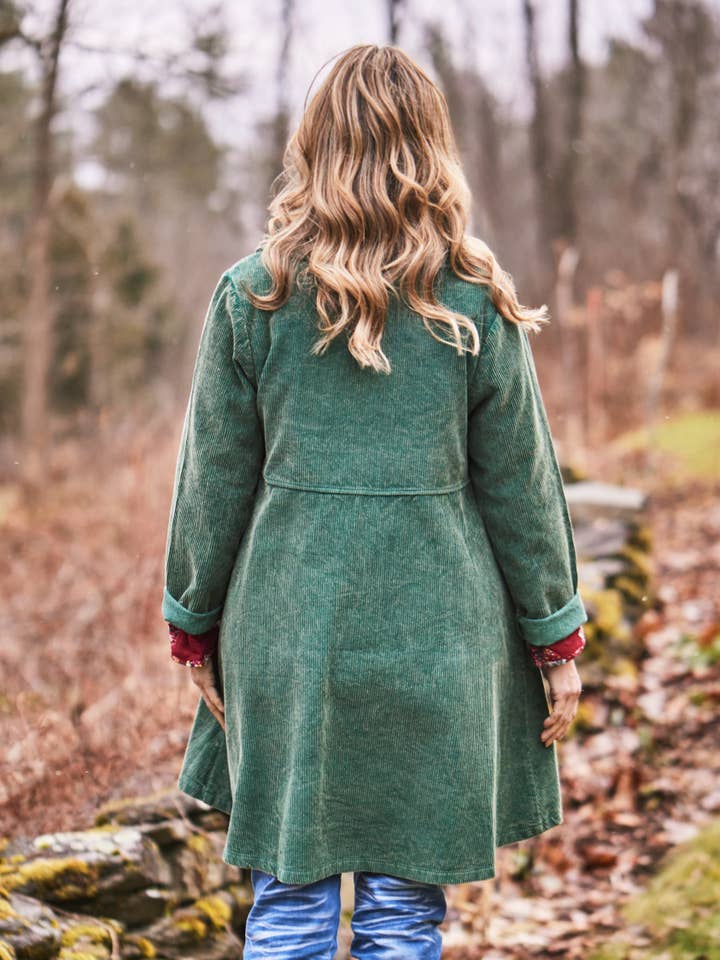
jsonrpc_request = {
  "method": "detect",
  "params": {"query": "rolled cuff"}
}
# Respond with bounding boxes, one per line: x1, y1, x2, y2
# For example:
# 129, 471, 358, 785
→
518, 588, 588, 647
162, 587, 223, 634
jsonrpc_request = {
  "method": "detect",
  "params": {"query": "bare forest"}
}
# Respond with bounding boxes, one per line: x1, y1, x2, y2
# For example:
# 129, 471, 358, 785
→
0, 1, 719, 957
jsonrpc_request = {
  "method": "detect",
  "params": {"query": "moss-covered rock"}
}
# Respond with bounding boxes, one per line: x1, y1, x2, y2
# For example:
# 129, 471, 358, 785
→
1, 858, 99, 902
194, 895, 232, 930
0, 787, 257, 956
0, 891, 62, 960
94, 791, 209, 829
588, 817, 720, 959
0, 827, 172, 913
121, 934, 157, 959
163, 830, 240, 902
140, 889, 243, 959
562, 478, 653, 685
60, 922, 115, 949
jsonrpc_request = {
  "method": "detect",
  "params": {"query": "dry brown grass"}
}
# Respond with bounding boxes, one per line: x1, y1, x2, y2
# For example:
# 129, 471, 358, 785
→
0, 409, 198, 839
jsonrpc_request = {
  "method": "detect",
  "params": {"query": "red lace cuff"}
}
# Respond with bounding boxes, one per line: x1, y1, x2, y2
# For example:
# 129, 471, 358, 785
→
168, 623, 219, 667
528, 625, 586, 669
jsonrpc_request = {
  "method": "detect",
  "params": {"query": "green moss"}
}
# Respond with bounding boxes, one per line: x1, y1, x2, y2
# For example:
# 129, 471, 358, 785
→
94, 788, 177, 825
187, 833, 211, 855
616, 544, 654, 583
124, 936, 156, 958
0, 854, 26, 875
611, 574, 652, 605
174, 916, 207, 939
585, 588, 624, 636
628, 523, 653, 554
194, 895, 231, 929
2, 857, 98, 900
58, 952, 106, 960
0, 897, 18, 921
61, 924, 110, 948
588, 817, 720, 959
588, 945, 628, 960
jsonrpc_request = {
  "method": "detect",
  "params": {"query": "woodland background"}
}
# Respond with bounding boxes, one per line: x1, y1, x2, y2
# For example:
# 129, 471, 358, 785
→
0, 1, 719, 957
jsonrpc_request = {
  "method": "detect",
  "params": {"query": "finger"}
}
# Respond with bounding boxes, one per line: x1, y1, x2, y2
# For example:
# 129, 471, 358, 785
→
541, 720, 563, 744
543, 721, 566, 745
541, 698, 573, 742
203, 692, 226, 730
203, 683, 225, 717
543, 698, 576, 744
554, 696, 576, 733
543, 694, 571, 731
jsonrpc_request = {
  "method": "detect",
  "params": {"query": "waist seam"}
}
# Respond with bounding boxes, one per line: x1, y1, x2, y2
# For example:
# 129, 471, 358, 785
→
261, 472, 471, 497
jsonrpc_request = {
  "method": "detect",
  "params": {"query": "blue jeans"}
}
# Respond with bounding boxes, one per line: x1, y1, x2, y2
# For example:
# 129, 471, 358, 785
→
243, 868, 447, 959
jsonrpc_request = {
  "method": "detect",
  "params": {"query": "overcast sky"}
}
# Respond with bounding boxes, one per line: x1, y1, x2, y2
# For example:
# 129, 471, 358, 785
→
9, 0, 662, 150
13, 0, 720, 198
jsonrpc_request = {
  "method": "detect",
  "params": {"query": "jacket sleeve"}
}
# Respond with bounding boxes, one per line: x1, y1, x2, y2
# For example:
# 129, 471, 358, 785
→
161, 270, 265, 634
467, 307, 588, 648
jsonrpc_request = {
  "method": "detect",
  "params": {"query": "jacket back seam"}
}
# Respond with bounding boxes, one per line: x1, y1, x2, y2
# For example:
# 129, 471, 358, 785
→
262, 472, 471, 496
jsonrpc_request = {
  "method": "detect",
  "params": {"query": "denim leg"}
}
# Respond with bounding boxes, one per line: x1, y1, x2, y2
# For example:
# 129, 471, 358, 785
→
243, 869, 342, 960
350, 872, 447, 960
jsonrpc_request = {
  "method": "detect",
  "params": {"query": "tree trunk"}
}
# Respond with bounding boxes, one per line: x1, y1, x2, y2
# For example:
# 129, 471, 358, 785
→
522, 0, 555, 281
387, 0, 406, 44
21, 0, 71, 488
556, 0, 584, 246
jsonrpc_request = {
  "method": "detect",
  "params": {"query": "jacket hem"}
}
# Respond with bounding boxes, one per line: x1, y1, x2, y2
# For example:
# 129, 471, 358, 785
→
178, 771, 232, 815
519, 588, 589, 646
177, 777, 563, 886
262, 473, 471, 497
217, 810, 563, 886
220, 847, 496, 885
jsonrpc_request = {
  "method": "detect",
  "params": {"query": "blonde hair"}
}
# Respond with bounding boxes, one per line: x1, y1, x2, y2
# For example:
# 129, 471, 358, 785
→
241, 43, 549, 374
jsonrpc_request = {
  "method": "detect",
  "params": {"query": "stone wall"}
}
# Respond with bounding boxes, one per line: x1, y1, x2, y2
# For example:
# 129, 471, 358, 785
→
0, 791, 252, 960
564, 476, 652, 683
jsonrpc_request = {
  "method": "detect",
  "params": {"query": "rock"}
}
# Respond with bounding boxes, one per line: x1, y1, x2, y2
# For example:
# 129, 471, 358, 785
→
141, 890, 243, 959
565, 481, 648, 517
136, 819, 193, 848
73, 886, 176, 929
0, 890, 62, 960
0, 789, 254, 957
94, 789, 210, 828
1, 826, 171, 905
163, 831, 243, 901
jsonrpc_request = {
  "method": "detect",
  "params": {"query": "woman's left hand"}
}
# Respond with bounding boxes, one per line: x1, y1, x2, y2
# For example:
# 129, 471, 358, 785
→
189, 659, 226, 731
541, 659, 582, 746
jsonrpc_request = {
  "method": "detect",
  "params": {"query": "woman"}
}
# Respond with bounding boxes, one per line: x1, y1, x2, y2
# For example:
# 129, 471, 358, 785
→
162, 43, 586, 960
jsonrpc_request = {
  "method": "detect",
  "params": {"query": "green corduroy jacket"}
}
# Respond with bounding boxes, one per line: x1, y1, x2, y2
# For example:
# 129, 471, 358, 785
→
162, 247, 588, 885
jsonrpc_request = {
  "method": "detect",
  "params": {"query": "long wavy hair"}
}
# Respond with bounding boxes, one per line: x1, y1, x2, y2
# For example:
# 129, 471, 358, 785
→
241, 43, 550, 374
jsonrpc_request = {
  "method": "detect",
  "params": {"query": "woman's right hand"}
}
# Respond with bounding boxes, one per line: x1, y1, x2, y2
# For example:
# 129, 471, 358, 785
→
540, 659, 582, 747
190, 658, 226, 731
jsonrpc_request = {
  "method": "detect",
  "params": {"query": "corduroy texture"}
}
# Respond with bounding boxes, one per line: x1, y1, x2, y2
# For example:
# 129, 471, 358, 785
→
163, 249, 588, 885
